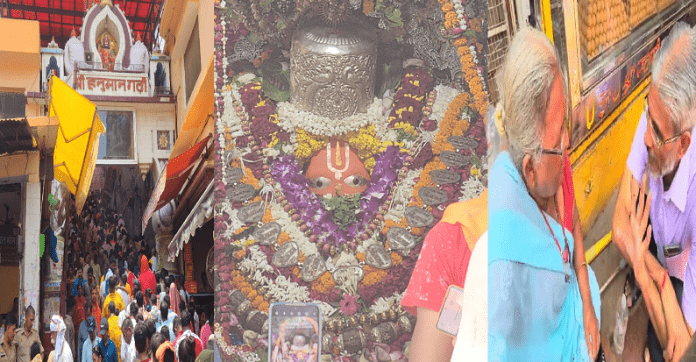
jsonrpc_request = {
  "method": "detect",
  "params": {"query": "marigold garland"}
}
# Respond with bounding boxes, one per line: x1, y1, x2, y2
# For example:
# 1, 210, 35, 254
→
432, 92, 471, 154
438, 0, 488, 117
383, 219, 424, 237
363, 0, 375, 14
361, 265, 389, 287
230, 160, 261, 189
391, 252, 402, 266
227, 270, 270, 313
439, 0, 458, 29
311, 271, 337, 294
277, 232, 291, 245
295, 125, 388, 173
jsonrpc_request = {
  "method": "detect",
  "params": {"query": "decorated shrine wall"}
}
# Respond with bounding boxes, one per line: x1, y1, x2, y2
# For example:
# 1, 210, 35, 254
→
213, 0, 488, 360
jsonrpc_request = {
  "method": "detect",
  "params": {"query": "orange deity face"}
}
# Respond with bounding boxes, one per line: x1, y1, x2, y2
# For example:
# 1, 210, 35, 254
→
305, 140, 370, 196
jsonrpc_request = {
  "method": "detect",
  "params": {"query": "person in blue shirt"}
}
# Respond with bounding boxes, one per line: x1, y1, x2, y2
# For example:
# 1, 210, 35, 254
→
97, 318, 117, 362
101, 258, 116, 299
156, 301, 176, 343
81, 316, 100, 362
77, 305, 93, 362
73, 268, 88, 297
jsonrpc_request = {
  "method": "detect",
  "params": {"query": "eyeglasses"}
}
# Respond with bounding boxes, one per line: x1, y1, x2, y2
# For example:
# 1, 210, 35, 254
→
541, 119, 569, 157
645, 98, 682, 148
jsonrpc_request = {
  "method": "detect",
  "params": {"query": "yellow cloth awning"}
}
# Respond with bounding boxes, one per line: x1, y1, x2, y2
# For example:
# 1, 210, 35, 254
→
49, 75, 105, 214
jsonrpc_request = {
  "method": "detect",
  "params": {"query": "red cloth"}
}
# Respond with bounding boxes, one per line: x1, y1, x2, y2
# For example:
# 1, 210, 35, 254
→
562, 154, 575, 232
127, 271, 136, 295
74, 295, 86, 329
400, 222, 472, 315
199, 322, 211, 347
138, 255, 156, 296
170, 283, 181, 316
92, 302, 102, 334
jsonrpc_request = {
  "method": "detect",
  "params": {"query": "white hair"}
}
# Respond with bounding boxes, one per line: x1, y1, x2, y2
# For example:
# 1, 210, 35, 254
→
496, 27, 567, 173
487, 104, 502, 169
652, 22, 696, 133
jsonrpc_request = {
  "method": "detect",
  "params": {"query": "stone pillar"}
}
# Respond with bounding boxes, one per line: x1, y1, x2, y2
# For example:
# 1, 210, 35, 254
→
152, 201, 177, 274
20, 153, 42, 329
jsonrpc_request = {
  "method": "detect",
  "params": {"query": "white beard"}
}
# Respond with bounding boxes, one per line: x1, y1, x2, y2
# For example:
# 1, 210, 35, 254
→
648, 148, 678, 178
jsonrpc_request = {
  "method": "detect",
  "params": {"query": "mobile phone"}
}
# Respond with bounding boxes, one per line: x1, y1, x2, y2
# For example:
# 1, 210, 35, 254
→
436, 285, 464, 337
664, 243, 683, 258
269, 303, 322, 362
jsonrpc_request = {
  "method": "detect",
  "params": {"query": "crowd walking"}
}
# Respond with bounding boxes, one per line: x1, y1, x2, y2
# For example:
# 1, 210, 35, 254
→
1, 253, 214, 362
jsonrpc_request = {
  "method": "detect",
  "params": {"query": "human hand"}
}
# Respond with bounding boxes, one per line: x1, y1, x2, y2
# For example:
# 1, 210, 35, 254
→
629, 173, 651, 271
583, 303, 600, 360
663, 327, 690, 362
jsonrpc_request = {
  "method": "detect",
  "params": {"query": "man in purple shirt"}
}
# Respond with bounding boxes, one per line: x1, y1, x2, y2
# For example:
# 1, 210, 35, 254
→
613, 22, 696, 361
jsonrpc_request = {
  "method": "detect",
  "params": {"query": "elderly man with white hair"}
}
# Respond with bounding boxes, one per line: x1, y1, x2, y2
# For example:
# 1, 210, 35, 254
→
613, 21, 696, 362
48, 316, 73, 362
488, 26, 602, 361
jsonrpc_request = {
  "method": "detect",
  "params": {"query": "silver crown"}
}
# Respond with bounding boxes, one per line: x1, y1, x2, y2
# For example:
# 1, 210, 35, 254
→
290, 25, 377, 120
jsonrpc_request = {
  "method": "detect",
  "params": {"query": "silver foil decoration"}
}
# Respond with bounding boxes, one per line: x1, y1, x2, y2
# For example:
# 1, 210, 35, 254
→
229, 36, 265, 64
290, 26, 377, 120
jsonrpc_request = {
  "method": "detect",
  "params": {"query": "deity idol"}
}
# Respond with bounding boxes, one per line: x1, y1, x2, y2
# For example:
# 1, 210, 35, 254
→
305, 140, 370, 197
216, 2, 489, 360
99, 34, 116, 71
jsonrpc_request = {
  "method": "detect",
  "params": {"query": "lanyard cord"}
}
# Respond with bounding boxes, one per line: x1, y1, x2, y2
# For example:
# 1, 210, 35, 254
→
538, 204, 570, 265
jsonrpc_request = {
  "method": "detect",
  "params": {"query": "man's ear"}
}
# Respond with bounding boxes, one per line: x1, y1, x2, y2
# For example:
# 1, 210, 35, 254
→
678, 131, 691, 159
522, 154, 536, 189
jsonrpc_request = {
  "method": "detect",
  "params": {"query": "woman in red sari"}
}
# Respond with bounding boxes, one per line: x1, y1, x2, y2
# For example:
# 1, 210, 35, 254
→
73, 283, 87, 328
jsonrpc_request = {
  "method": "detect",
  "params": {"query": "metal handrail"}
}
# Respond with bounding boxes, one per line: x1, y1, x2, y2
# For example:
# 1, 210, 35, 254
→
76, 61, 146, 73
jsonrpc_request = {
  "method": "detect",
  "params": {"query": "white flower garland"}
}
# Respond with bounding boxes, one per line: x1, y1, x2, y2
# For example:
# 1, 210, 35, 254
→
277, 98, 384, 137
432, 85, 460, 126
371, 291, 406, 314
452, 0, 467, 30
237, 247, 338, 320
459, 176, 485, 202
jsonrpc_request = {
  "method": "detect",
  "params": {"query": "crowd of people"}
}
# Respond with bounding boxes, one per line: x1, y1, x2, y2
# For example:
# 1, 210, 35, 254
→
1, 252, 215, 362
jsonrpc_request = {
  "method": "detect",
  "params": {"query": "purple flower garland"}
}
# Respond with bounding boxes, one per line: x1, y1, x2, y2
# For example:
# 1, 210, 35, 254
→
270, 146, 404, 249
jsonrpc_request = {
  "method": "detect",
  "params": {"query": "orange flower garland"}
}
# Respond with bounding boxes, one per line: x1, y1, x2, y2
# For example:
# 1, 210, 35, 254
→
362, 265, 389, 287
432, 92, 471, 154
383, 219, 423, 236
229, 270, 270, 313
440, 0, 458, 29
388, 90, 478, 231
277, 232, 291, 245
440, 0, 489, 117
311, 272, 337, 294
391, 252, 403, 266
363, 0, 375, 14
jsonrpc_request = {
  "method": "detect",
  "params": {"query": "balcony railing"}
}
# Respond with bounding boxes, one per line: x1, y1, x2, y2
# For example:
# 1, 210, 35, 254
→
76, 61, 146, 73
154, 86, 173, 96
